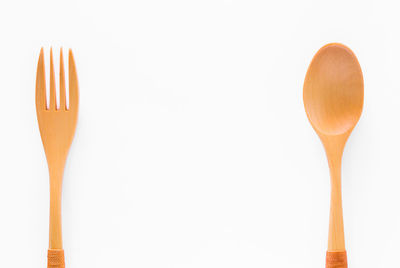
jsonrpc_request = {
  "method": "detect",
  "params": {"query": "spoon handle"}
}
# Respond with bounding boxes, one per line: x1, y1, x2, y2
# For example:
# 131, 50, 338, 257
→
327, 162, 345, 251
325, 139, 347, 268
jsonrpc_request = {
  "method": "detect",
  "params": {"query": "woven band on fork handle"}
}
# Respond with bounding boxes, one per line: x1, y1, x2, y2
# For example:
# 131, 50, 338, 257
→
326, 251, 347, 268
48, 249, 65, 268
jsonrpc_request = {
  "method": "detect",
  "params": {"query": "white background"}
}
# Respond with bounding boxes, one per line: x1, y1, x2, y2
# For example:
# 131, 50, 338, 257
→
0, 0, 398, 267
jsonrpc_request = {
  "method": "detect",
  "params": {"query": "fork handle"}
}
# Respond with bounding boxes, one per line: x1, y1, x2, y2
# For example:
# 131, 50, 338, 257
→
49, 168, 64, 248
326, 251, 347, 268
48, 249, 65, 268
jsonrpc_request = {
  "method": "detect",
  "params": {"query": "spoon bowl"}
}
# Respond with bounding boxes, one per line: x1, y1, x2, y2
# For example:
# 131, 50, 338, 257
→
304, 43, 363, 135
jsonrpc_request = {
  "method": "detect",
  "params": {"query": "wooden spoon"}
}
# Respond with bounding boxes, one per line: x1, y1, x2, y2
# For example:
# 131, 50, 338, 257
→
303, 43, 363, 268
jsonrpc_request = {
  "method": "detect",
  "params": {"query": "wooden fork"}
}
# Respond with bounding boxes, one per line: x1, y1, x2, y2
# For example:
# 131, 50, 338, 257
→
36, 47, 79, 268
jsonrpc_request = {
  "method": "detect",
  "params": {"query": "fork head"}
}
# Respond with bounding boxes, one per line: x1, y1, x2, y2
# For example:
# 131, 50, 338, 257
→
36, 47, 79, 169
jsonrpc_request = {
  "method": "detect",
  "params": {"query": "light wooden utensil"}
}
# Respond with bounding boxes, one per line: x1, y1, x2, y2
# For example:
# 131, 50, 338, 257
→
303, 43, 363, 268
36, 47, 79, 268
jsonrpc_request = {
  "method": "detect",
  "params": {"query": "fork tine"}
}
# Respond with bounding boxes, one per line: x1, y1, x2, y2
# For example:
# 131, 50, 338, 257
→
36, 47, 47, 110
59, 48, 66, 110
68, 49, 79, 111
49, 48, 57, 110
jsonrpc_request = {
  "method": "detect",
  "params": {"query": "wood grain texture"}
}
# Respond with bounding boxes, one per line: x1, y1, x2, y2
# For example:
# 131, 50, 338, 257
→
303, 43, 363, 256
36, 48, 79, 266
